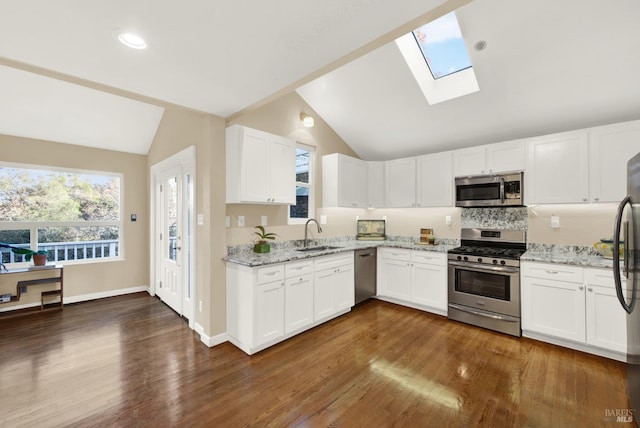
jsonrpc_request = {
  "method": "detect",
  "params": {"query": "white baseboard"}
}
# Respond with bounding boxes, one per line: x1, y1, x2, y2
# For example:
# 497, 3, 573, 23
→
0, 301, 41, 313
63, 286, 150, 304
195, 322, 228, 348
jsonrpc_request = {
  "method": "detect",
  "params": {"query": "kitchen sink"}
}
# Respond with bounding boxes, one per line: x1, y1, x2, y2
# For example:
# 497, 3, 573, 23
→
297, 245, 341, 252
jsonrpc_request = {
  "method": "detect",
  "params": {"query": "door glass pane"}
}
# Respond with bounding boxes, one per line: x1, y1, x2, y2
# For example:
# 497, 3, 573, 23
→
167, 177, 178, 261
186, 173, 191, 299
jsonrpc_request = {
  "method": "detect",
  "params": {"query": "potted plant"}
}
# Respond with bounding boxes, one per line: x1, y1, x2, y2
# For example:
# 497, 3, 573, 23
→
253, 226, 277, 253
0, 243, 49, 266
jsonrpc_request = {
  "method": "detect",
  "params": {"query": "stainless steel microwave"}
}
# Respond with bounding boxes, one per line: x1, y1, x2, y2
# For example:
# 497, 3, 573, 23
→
455, 171, 524, 207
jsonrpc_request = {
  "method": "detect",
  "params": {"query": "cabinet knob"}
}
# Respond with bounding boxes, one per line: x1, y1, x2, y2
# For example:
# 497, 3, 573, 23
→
594, 197, 599, 201
588, 287, 593, 292
582, 198, 587, 202
579, 286, 584, 290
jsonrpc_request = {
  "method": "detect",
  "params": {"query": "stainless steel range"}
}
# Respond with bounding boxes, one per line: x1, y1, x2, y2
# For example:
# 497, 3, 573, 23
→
447, 228, 526, 337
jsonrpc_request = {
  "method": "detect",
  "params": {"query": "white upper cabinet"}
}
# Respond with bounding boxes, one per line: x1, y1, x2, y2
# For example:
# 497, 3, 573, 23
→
453, 140, 525, 177
416, 151, 453, 207
367, 161, 385, 209
525, 130, 589, 204
226, 125, 296, 205
588, 120, 640, 203
322, 153, 368, 208
384, 157, 416, 208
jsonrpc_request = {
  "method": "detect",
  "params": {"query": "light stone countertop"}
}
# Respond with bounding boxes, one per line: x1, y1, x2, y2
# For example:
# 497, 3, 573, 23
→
224, 237, 458, 267
521, 243, 615, 270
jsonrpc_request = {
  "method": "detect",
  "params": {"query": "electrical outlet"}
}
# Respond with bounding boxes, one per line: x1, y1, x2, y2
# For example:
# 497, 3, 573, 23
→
20, 285, 27, 294
237, 216, 245, 227
445, 215, 452, 226
382, 215, 387, 221
320, 215, 327, 225
199, 300, 203, 312
225, 216, 231, 227
261, 215, 267, 226
197, 214, 204, 226
551, 215, 560, 229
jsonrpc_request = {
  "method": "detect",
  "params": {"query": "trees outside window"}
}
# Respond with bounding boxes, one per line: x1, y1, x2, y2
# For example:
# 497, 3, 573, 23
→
0, 164, 122, 265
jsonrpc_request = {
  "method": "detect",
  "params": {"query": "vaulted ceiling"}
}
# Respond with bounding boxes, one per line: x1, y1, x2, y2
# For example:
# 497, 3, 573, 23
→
1, 0, 639, 158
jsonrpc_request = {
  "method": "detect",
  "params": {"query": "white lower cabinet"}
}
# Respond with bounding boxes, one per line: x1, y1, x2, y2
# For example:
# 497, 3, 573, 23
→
255, 280, 286, 346
284, 260, 314, 335
377, 248, 447, 315
522, 262, 631, 360
226, 253, 354, 355
314, 253, 355, 322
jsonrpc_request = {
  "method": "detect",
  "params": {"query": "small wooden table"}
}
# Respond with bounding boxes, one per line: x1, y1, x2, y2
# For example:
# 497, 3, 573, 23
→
0, 265, 64, 317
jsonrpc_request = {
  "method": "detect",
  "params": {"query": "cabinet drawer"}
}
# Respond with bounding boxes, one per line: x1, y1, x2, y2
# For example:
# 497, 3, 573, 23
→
256, 264, 284, 284
412, 251, 446, 265
585, 267, 628, 289
379, 248, 411, 262
314, 253, 353, 271
285, 260, 314, 278
522, 262, 583, 283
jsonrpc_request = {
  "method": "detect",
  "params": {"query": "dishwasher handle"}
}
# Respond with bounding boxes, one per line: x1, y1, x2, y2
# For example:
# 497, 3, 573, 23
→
358, 252, 374, 257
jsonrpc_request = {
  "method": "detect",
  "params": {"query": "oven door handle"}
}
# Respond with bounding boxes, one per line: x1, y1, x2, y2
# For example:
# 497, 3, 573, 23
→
449, 303, 519, 322
448, 261, 520, 274
500, 177, 505, 204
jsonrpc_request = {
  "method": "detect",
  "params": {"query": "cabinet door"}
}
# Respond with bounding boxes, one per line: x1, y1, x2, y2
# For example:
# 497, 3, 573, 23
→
486, 140, 525, 173
378, 258, 411, 301
368, 161, 385, 208
339, 156, 368, 208
589, 120, 640, 203
285, 274, 314, 334
411, 262, 447, 311
525, 131, 589, 204
521, 276, 586, 342
453, 146, 486, 176
385, 158, 416, 207
416, 152, 453, 207
254, 280, 285, 347
240, 129, 271, 203
334, 263, 355, 311
586, 285, 627, 353
268, 136, 296, 204
314, 268, 336, 321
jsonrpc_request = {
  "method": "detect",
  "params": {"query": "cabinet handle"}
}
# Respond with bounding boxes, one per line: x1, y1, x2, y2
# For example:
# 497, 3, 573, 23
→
299, 277, 303, 282
594, 197, 599, 201
545, 270, 559, 274
265, 271, 277, 276
579, 286, 584, 290
588, 287, 593, 292
582, 197, 587, 202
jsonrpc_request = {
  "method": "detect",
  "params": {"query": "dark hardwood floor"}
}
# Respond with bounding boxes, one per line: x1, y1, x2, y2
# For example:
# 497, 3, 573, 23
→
0, 293, 630, 427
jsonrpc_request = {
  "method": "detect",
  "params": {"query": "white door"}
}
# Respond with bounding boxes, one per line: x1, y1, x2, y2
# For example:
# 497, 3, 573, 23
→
159, 168, 183, 315
151, 146, 196, 324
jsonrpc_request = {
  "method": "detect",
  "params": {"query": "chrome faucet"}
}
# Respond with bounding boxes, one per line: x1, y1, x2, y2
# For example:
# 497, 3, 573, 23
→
304, 218, 322, 248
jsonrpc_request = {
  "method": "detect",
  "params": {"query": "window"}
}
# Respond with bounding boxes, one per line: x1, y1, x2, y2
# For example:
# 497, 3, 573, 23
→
396, 11, 479, 105
289, 144, 315, 224
412, 12, 472, 79
0, 163, 122, 265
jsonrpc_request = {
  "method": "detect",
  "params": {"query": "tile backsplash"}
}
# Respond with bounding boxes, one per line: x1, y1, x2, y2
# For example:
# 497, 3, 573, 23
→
461, 207, 528, 230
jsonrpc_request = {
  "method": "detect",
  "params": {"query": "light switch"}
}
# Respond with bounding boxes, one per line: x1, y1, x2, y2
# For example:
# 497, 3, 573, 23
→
237, 216, 245, 227
320, 215, 327, 224
197, 214, 204, 226
551, 215, 560, 229
261, 215, 268, 226
224, 216, 230, 227
445, 215, 452, 226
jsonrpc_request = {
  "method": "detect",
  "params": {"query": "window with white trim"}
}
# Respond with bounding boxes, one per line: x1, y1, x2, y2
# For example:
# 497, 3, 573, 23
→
288, 144, 315, 224
0, 163, 122, 266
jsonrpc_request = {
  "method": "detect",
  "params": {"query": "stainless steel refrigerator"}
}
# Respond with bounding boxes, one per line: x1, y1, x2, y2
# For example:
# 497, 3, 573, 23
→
614, 152, 640, 417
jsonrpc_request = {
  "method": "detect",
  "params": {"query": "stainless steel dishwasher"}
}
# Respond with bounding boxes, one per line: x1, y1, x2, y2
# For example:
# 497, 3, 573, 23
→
354, 248, 377, 304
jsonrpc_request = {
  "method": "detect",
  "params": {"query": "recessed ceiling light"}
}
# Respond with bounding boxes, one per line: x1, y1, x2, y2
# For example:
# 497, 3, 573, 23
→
118, 32, 147, 49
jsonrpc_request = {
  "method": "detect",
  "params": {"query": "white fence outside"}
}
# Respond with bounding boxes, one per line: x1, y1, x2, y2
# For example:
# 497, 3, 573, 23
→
0, 240, 119, 264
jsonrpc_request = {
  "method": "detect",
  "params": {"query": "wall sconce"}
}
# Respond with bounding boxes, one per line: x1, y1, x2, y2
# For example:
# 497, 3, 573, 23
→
300, 113, 315, 128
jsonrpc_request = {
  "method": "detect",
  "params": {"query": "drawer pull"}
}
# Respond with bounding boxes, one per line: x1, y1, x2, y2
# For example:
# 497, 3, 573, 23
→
265, 271, 277, 276
545, 270, 559, 274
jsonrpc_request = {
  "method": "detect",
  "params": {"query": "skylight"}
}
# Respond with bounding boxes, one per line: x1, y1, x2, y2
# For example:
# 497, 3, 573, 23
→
395, 11, 479, 105
412, 12, 472, 79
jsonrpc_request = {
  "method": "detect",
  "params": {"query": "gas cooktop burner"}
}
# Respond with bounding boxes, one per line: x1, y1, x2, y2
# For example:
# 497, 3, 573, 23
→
448, 228, 527, 266
448, 246, 526, 260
